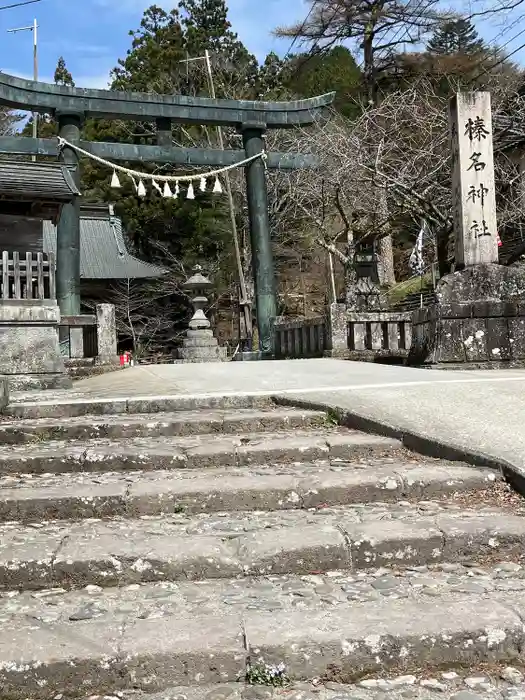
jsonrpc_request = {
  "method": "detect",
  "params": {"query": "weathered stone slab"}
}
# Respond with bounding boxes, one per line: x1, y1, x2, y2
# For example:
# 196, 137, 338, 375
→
437, 513, 525, 561
1, 506, 525, 589
0, 592, 523, 698
0, 408, 327, 444
54, 531, 242, 588
0, 614, 245, 699
236, 524, 349, 575
0, 462, 498, 522
0, 430, 401, 475
0, 301, 71, 390
345, 519, 444, 569
245, 595, 524, 680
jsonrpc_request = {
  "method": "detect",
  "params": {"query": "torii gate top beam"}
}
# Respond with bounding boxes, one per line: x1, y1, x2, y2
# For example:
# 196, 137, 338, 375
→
0, 73, 335, 128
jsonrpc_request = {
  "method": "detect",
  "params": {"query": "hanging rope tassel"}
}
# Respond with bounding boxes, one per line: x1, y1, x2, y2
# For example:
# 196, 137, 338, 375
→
163, 182, 173, 198
137, 180, 147, 198
111, 171, 121, 188
199, 177, 207, 192
173, 182, 180, 199
129, 175, 138, 192
187, 182, 195, 200
152, 179, 163, 195
213, 176, 223, 194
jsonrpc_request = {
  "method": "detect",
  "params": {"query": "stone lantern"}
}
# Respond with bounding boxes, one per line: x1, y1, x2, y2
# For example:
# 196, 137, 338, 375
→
177, 265, 226, 363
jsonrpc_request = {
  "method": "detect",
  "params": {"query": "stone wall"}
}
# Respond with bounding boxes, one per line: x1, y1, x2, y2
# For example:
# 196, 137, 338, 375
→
409, 264, 525, 368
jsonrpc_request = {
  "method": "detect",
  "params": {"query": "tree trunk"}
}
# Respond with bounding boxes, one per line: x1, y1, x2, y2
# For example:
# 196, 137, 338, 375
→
378, 234, 396, 286
344, 227, 358, 309
376, 186, 396, 287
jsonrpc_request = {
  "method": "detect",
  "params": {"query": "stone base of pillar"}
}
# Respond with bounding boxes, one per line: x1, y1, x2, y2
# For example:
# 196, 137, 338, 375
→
408, 264, 525, 367
0, 301, 72, 390
177, 329, 227, 363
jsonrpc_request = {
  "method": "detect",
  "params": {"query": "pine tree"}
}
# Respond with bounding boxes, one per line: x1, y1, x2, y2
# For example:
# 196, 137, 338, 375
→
110, 6, 186, 93
22, 56, 76, 138
427, 17, 485, 55
54, 57, 75, 87
286, 47, 362, 119
84, 3, 235, 271
179, 0, 258, 97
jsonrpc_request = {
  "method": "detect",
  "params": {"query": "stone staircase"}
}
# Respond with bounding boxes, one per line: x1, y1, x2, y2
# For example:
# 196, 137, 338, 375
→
0, 397, 524, 700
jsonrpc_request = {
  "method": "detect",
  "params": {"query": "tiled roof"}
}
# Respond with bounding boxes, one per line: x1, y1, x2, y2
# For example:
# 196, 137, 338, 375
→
43, 207, 166, 280
0, 160, 80, 201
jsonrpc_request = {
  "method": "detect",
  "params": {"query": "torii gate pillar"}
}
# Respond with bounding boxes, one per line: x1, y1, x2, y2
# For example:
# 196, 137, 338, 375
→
56, 113, 82, 318
242, 126, 277, 356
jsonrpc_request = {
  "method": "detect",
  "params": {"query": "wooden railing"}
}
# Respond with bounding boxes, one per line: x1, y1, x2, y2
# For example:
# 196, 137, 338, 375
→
274, 316, 326, 359
0, 251, 56, 300
347, 311, 412, 354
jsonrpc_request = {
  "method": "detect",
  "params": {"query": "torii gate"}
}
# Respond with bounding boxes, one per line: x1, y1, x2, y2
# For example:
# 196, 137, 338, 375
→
0, 72, 334, 357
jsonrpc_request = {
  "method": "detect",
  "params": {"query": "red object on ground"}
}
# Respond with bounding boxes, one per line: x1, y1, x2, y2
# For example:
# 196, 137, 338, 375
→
120, 352, 131, 366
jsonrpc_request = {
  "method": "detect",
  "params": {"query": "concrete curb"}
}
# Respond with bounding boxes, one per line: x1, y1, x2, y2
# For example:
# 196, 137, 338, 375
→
273, 394, 525, 497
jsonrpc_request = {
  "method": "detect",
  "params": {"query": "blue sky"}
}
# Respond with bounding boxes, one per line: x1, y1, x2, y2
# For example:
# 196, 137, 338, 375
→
0, 0, 304, 88
0, 0, 524, 90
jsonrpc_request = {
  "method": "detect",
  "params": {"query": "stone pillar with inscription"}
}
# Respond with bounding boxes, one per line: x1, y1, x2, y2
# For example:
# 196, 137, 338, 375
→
408, 91, 525, 369
450, 92, 499, 268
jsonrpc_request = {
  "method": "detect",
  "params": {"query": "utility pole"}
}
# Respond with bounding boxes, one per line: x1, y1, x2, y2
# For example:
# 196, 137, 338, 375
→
0, 0, 41, 10
180, 51, 253, 348
8, 17, 38, 161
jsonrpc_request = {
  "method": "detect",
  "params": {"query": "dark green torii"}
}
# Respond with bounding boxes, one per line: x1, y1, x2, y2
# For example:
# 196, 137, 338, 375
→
0, 72, 334, 356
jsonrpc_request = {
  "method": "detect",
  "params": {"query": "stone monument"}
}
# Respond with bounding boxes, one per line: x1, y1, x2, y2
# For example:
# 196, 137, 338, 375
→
409, 92, 525, 368
177, 266, 227, 363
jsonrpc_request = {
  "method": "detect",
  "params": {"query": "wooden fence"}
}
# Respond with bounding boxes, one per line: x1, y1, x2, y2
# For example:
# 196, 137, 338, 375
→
0, 251, 56, 300
274, 316, 326, 359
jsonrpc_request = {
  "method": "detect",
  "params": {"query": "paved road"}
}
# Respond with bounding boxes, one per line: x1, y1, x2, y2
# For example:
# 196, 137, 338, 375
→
11, 358, 525, 479
73, 358, 525, 397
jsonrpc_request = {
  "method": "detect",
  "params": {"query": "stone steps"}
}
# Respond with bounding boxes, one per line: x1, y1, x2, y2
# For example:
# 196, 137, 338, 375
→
4, 394, 274, 419
2, 590, 525, 699
2, 503, 525, 590
1, 399, 525, 699
0, 460, 496, 522
0, 429, 400, 475
31, 677, 525, 700
0, 407, 327, 443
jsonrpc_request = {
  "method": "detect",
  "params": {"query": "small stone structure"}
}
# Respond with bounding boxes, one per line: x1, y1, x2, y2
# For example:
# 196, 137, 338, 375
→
59, 303, 120, 378
177, 266, 226, 363
410, 264, 525, 366
274, 304, 412, 361
0, 300, 71, 390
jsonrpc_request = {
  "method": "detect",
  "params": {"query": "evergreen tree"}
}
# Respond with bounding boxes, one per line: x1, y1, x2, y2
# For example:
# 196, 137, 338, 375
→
22, 56, 75, 138
54, 56, 75, 87
83, 3, 235, 273
110, 5, 186, 93
286, 47, 362, 119
427, 17, 485, 55
179, 0, 258, 97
